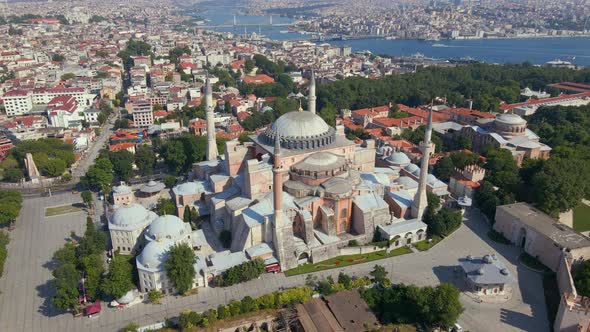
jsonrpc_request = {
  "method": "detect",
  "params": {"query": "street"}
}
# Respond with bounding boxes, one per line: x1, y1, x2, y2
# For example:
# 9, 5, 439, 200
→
0, 194, 548, 332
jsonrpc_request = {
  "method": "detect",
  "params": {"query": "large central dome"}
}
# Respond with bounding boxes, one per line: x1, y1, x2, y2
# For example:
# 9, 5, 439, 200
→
272, 111, 331, 138
262, 111, 336, 150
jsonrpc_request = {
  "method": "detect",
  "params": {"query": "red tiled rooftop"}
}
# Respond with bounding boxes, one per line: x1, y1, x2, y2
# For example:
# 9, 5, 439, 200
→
242, 74, 275, 85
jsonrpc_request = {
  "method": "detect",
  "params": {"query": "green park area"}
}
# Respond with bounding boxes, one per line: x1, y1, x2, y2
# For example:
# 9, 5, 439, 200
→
284, 246, 411, 277
573, 203, 590, 232
45, 204, 84, 217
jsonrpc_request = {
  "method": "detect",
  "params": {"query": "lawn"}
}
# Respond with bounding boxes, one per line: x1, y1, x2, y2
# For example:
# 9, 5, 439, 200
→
414, 235, 442, 251
284, 246, 412, 277
573, 203, 590, 232
519, 252, 550, 273
45, 204, 84, 217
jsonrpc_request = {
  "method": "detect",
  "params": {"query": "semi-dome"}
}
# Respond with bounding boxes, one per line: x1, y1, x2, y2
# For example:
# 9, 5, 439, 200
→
387, 151, 411, 165
261, 111, 336, 150
145, 215, 187, 242
496, 113, 526, 125
136, 239, 174, 270
110, 203, 153, 229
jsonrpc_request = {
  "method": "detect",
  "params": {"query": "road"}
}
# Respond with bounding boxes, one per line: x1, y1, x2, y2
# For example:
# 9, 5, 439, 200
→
0, 196, 548, 332
70, 121, 114, 180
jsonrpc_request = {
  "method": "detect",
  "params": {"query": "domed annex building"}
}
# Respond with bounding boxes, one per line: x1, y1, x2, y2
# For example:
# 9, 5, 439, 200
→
177, 74, 434, 273
108, 203, 158, 255
457, 113, 551, 165
137, 215, 206, 294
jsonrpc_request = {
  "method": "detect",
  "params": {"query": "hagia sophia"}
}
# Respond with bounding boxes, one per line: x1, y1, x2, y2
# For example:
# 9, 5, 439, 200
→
108, 73, 442, 294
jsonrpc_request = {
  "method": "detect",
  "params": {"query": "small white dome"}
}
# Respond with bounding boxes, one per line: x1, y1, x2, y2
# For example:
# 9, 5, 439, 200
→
110, 204, 153, 229
145, 215, 187, 242
137, 239, 174, 270
173, 181, 209, 196
113, 184, 132, 194
387, 151, 411, 165
496, 113, 526, 125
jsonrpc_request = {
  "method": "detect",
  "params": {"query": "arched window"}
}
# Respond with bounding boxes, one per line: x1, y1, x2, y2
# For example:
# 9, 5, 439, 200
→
340, 208, 348, 219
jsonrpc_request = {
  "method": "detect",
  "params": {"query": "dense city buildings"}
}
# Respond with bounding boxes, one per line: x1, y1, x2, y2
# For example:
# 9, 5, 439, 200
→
1, 1, 590, 332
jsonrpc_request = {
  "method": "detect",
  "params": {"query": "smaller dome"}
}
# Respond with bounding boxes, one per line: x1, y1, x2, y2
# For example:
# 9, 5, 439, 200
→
466, 255, 473, 261
483, 254, 493, 264
500, 268, 509, 275
110, 204, 151, 228
496, 114, 526, 125
113, 184, 132, 194
117, 290, 137, 304
145, 215, 187, 242
173, 181, 209, 196
387, 151, 411, 165
404, 163, 419, 174
137, 240, 174, 270
476, 268, 485, 275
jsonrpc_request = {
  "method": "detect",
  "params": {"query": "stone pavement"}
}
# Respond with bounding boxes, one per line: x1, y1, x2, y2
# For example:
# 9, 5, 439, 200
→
0, 196, 548, 332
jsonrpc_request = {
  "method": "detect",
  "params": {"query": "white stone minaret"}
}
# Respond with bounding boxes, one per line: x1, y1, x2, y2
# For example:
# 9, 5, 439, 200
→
411, 107, 434, 220
205, 75, 218, 161
272, 133, 289, 270
308, 71, 316, 114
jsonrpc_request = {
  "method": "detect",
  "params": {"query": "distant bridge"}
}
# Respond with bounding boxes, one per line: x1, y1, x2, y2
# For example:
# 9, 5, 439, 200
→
198, 23, 291, 28
197, 14, 292, 29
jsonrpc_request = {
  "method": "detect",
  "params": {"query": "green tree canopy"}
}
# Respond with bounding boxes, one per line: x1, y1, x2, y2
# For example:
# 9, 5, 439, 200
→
0, 189, 22, 225
165, 243, 197, 295
101, 255, 135, 299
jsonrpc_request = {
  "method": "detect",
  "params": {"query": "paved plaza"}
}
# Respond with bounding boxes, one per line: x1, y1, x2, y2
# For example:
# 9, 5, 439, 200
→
0, 194, 548, 332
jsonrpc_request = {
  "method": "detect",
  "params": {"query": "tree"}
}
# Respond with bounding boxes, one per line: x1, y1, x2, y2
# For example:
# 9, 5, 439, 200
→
52, 54, 65, 62
574, 261, 590, 297
183, 205, 192, 223
0, 232, 9, 277
60, 73, 76, 81
84, 157, 113, 192
427, 283, 464, 327
244, 60, 255, 74
148, 289, 162, 304
77, 217, 107, 257
0, 189, 22, 225
101, 255, 135, 299
97, 112, 108, 125
370, 265, 388, 285
163, 175, 177, 188
109, 150, 134, 181
156, 198, 176, 215
165, 243, 197, 295
433, 156, 454, 182
81, 190, 93, 208
114, 118, 129, 129
161, 140, 187, 174
2, 168, 24, 183
80, 253, 104, 299
134, 145, 156, 176
52, 262, 80, 311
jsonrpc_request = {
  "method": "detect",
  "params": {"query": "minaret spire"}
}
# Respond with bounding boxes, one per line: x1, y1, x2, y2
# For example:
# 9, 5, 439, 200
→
411, 105, 434, 220
205, 74, 218, 161
272, 132, 288, 269
308, 70, 316, 114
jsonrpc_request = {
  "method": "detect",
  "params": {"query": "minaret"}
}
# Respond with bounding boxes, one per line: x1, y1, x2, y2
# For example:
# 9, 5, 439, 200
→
411, 107, 434, 220
272, 133, 288, 270
205, 75, 218, 161
308, 71, 316, 114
